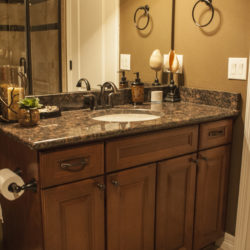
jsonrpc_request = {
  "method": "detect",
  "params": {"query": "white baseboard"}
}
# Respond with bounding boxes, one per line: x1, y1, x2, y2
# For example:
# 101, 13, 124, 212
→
216, 233, 235, 250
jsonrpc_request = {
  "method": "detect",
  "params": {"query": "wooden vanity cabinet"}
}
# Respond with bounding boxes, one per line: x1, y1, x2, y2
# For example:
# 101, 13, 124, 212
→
1, 118, 233, 250
193, 145, 230, 250
107, 164, 156, 250
156, 154, 197, 250
42, 176, 105, 250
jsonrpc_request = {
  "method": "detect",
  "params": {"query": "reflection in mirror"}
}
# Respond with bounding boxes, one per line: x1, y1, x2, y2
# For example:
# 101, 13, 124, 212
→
120, 0, 172, 84
0, 0, 172, 95
0, 1, 27, 90
64, 0, 119, 92
62, 0, 172, 93
29, 0, 61, 95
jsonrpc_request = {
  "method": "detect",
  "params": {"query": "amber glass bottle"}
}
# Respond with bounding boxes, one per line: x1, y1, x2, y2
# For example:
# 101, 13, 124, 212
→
131, 72, 144, 105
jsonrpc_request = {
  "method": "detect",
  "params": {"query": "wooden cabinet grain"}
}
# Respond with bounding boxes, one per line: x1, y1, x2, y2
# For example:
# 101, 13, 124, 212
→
156, 154, 197, 250
42, 177, 105, 250
107, 164, 156, 250
193, 146, 230, 250
0, 119, 233, 250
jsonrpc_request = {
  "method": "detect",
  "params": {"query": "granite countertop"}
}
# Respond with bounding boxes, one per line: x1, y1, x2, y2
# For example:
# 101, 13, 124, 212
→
0, 102, 239, 151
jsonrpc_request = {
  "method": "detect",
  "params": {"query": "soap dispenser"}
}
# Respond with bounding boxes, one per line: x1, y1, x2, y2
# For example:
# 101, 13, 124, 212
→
131, 72, 144, 105
119, 71, 128, 89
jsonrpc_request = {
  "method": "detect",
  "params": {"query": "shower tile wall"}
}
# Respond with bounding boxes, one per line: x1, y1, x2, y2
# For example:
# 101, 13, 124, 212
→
7, 3, 26, 65
0, 1, 26, 83
0, 3, 9, 66
30, 0, 60, 95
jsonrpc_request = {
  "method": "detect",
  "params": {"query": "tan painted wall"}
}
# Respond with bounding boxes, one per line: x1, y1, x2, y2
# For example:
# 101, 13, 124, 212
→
121, 0, 250, 235
174, 0, 250, 235
120, 0, 172, 83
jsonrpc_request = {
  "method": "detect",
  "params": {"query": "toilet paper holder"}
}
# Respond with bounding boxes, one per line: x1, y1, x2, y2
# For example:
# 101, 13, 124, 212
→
8, 179, 37, 193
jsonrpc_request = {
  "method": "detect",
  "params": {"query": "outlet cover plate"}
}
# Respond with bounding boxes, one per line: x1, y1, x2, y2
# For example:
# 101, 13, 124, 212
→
120, 54, 131, 71
228, 57, 248, 80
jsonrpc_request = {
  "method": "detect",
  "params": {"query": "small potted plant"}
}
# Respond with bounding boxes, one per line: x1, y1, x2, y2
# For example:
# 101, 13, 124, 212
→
18, 97, 42, 127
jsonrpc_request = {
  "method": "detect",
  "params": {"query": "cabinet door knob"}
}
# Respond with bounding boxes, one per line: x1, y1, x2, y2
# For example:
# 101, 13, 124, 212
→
97, 183, 106, 190
111, 180, 119, 186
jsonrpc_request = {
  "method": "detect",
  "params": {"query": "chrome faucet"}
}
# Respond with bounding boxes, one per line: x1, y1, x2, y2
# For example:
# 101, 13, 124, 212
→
76, 78, 91, 91
100, 81, 118, 108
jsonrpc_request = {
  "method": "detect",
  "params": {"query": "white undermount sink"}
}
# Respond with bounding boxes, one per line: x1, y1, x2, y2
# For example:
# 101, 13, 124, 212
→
92, 109, 161, 122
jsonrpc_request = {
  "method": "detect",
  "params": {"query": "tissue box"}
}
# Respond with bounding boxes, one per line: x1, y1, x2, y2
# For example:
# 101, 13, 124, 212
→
0, 84, 24, 121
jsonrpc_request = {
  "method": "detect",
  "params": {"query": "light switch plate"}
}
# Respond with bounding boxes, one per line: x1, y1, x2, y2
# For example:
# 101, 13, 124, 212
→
228, 58, 248, 80
120, 54, 131, 71
163, 54, 183, 74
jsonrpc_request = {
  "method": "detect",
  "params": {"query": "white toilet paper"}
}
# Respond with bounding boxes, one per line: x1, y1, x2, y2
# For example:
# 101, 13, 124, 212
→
0, 169, 25, 201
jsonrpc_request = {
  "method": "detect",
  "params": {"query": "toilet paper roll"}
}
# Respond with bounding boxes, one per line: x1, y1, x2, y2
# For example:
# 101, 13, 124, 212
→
0, 169, 25, 201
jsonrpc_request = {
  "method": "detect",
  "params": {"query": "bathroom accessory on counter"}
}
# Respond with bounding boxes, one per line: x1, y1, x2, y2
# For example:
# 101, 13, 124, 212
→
192, 0, 214, 27
131, 72, 144, 105
149, 49, 163, 86
134, 5, 150, 30
151, 91, 163, 103
164, 50, 181, 102
76, 78, 91, 91
119, 71, 129, 89
18, 97, 42, 126
39, 106, 61, 119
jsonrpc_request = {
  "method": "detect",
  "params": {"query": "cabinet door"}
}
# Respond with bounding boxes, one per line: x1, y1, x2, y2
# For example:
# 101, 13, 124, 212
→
194, 145, 230, 250
156, 154, 197, 250
107, 164, 156, 250
42, 177, 105, 250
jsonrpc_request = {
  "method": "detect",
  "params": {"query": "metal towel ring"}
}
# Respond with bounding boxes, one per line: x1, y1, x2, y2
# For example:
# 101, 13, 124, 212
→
192, 0, 214, 27
134, 5, 150, 30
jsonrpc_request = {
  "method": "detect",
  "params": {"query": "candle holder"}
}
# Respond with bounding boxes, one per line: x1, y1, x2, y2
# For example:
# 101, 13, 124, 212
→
164, 72, 180, 102
164, 50, 181, 102
149, 49, 163, 86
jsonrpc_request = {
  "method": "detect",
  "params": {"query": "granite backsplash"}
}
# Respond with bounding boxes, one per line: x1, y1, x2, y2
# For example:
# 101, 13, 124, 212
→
34, 86, 241, 112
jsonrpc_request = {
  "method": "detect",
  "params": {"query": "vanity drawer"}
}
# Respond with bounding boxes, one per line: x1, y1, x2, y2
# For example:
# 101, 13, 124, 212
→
40, 143, 104, 188
199, 119, 232, 150
106, 125, 198, 172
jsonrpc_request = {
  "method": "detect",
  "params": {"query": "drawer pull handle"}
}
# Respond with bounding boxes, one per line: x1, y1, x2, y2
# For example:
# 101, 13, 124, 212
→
97, 183, 106, 190
60, 158, 88, 172
209, 129, 225, 137
111, 180, 119, 186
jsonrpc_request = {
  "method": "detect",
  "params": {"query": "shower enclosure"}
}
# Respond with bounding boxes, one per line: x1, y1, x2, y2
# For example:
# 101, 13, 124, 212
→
0, 0, 62, 95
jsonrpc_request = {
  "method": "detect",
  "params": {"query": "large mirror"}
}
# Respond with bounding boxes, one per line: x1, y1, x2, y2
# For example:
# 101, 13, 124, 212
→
0, 0, 173, 95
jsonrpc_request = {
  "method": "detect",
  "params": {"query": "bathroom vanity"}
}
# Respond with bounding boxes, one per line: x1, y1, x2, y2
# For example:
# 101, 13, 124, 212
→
0, 95, 239, 250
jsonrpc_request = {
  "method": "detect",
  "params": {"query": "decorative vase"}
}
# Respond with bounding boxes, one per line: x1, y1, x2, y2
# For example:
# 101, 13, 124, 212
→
18, 108, 40, 127
149, 49, 163, 71
149, 49, 163, 86
164, 50, 180, 73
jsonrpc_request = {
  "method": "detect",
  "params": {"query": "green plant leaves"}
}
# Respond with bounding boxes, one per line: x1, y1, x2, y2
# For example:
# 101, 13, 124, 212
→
18, 97, 42, 109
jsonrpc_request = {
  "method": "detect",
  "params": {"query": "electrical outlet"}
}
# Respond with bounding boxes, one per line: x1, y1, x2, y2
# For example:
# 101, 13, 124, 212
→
120, 54, 131, 71
163, 54, 183, 74
228, 58, 248, 80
